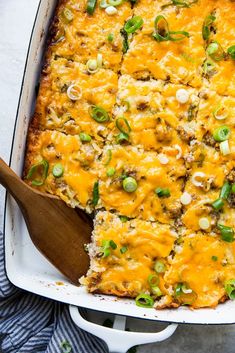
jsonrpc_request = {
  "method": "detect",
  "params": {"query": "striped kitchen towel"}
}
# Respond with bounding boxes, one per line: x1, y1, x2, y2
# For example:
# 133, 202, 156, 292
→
0, 232, 107, 353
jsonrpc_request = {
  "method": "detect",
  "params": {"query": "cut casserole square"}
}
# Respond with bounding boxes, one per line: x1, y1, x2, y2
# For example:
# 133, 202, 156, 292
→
84, 211, 178, 297
24, 129, 101, 212
32, 58, 117, 143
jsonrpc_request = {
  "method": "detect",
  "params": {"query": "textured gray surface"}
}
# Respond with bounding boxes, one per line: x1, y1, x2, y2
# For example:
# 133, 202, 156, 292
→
0, 1, 235, 352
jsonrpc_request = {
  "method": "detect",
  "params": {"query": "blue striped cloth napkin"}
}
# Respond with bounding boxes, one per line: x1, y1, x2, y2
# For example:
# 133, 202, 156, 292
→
0, 232, 107, 353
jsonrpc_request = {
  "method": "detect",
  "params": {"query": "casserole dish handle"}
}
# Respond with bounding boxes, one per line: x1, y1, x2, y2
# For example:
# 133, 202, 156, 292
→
69, 305, 177, 353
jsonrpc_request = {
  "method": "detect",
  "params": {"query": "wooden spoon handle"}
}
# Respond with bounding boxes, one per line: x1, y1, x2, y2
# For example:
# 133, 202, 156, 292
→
0, 158, 31, 205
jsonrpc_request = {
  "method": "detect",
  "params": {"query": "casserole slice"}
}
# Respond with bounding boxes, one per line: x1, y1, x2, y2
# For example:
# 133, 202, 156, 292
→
24, 129, 101, 212
84, 211, 178, 298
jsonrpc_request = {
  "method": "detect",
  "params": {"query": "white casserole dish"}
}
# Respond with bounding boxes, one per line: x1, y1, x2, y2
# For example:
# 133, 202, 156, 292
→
4, 0, 235, 351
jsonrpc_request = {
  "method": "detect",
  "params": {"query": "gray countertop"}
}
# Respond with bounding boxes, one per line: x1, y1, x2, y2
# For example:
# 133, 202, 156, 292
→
0, 1, 234, 352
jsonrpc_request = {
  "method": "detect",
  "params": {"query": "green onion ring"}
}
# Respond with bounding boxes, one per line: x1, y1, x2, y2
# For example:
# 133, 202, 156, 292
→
89, 105, 110, 123
152, 15, 171, 42
228, 45, 235, 60
225, 279, 235, 300
135, 293, 154, 308
202, 13, 216, 41
86, 0, 97, 14
148, 274, 160, 287
124, 16, 144, 34
26, 160, 49, 186
116, 117, 131, 134
206, 41, 225, 61
213, 125, 230, 142
212, 198, 224, 211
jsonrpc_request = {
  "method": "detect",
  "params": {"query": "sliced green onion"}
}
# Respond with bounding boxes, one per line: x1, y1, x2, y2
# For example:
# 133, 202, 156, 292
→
100, 0, 109, 7
79, 132, 92, 142
120, 246, 128, 254
67, 84, 82, 100
26, 160, 49, 186
228, 45, 235, 60
106, 167, 116, 177
101, 239, 117, 257
206, 41, 225, 61
213, 105, 229, 120
124, 16, 144, 34
107, 33, 114, 42
217, 224, 234, 242
225, 279, 235, 299
213, 125, 230, 142
202, 13, 216, 41
104, 149, 112, 166
212, 198, 224, 211
155, 187, 171, 198
86, 59, 99, 73
116, 132, 129, 144
89, 105, 110, 123
109, 0, 123, 5
135, 293, 154, 308
154, 260, 166, 273
123, 177, 138, 193
153, 15, 189, 42
152, 286, 162, 297
202, 59, 216, 76
148, 274, 160, 287
52, 163, 64, 178
175, 283, 197, 305
220, 181, 231, 200
211, 255, 218, 261
220, 140, 230, 156
92, 181, 99, 206
61, 340, 72, 353
120, 28, 129, 53
119, 215, 129, 222
161, 0, 198, 9
168, 30, 190, 41
62, 8, 74, 22
116, 117, 131, 134
232, 184, 235, 193
86, 0, 97, 14
152, 15, 170, 42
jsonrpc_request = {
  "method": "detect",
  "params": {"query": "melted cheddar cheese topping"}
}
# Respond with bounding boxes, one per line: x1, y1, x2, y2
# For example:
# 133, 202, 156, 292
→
25, 0, 235, 309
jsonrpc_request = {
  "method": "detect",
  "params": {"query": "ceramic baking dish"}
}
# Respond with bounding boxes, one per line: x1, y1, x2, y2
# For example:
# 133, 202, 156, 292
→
3, 0, 235, 352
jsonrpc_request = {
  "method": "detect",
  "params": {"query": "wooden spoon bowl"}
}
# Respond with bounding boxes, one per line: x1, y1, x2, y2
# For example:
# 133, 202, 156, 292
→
0, 158, 92, 284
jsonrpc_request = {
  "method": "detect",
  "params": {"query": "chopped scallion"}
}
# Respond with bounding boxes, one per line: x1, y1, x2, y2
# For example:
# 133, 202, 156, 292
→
106, 167, 116, 177
120, 246, 128, 254
92, 181, 99, 206
86, 0, 97, 14
227, 45, 235, 60
212, 198, 224, 211
79, 132, 92, 142
26, 160, 49, 186
213, 125, 230, 142
155, 187, 171, 198
52, 164, 64, 178
89, 105, 110, 123
220, 181, 231, 200
154, 260, 166, 273
123, 177, 138, 193
124, 16, 144, 34
135, 293, 154, 308
217, 224, 234, 242
225, 279, 235, 300
206, 41, 225, 61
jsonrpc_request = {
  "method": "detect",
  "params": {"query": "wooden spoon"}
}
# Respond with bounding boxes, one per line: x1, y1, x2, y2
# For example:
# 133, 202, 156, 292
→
0, 158, 92, 284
